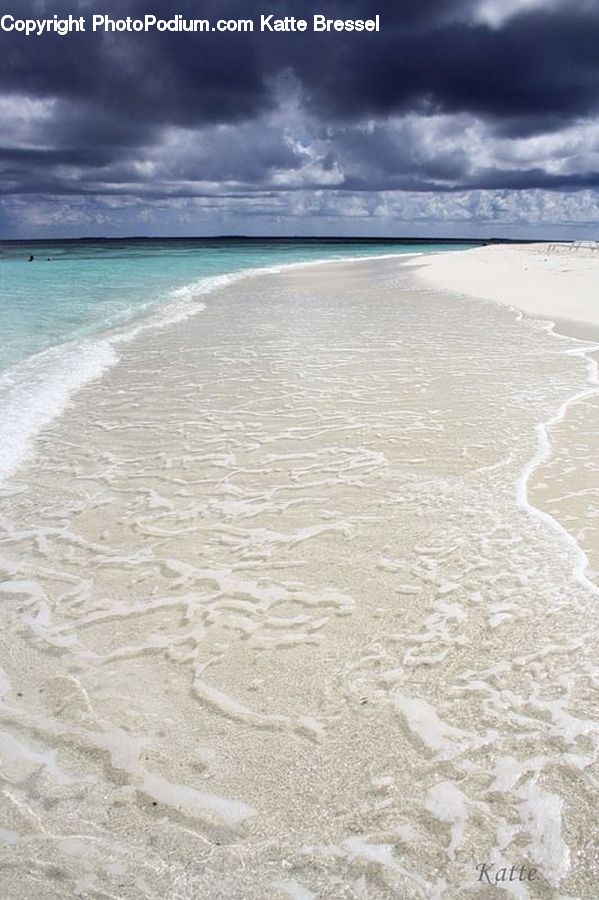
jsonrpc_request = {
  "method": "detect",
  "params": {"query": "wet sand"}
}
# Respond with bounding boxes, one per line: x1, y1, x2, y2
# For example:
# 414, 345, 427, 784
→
0, 257, 597, 898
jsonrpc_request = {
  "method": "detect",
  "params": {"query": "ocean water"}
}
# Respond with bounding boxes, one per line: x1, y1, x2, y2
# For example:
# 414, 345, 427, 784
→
0, 238, 474, 372
0, 255, 597, 897
0, 238, 472, 479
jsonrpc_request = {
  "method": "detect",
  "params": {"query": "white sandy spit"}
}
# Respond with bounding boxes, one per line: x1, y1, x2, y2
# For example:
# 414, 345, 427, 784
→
415, 242, 599, 332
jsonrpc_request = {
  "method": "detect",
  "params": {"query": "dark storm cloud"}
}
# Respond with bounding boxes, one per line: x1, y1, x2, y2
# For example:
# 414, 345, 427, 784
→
0, 0, 271, 126
3, 0, 599, 130
294, 12, 599, 132
1, 0, 599, 220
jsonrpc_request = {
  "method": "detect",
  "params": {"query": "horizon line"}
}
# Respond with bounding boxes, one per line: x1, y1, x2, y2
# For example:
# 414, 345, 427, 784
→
0, 234, 558, 245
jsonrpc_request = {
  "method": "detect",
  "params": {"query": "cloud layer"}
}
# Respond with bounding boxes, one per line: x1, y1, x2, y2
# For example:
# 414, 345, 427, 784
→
1, 0, 598, 236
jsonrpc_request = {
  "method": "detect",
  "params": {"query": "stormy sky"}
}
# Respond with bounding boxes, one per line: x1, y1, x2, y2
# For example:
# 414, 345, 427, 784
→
1, 0, 599, 238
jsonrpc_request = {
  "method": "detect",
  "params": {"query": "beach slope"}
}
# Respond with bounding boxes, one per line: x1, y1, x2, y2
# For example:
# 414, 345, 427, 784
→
416, 242, 599, 335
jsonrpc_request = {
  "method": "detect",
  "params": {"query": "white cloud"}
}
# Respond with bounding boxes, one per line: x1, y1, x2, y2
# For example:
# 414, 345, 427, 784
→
475, 0, 561, 28
0, 95, 57, 148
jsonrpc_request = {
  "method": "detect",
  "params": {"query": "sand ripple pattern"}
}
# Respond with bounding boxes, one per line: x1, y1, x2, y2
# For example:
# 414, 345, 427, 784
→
0, 259, 597, 898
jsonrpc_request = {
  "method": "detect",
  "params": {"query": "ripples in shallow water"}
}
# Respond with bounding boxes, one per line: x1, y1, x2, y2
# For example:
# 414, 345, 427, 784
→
0, 258, 597, 898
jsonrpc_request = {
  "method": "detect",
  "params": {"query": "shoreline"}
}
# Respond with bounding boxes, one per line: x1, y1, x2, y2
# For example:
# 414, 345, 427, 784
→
515, 335, 599, 597
415, 241, 599, 592
414, 241, 599, 338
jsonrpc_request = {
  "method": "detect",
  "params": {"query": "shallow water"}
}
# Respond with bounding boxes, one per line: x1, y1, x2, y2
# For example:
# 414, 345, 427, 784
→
0, 258, 597, 898
0, 238, 460, 372
0, 238, 467, 482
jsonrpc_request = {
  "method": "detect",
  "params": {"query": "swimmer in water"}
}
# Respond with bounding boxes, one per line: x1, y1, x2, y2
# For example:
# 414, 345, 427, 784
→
28, 254, 34, 261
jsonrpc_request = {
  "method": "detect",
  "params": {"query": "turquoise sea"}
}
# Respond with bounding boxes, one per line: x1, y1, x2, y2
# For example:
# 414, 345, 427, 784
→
0, 238, 475, 478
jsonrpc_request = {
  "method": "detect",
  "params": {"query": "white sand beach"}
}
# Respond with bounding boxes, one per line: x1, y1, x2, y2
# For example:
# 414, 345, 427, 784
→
0, 254, 598, 898
416, 242, 599, 336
